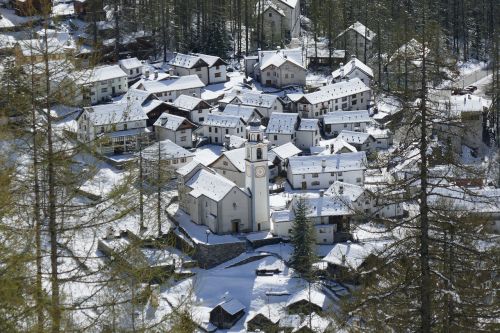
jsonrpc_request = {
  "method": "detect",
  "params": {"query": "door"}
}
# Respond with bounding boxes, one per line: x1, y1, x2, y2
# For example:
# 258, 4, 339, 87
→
301, 182, 307, 190
232, 220, 240, 233
112, 86, 116, 95
266, 80, 272, 85
257, 223, 261, 231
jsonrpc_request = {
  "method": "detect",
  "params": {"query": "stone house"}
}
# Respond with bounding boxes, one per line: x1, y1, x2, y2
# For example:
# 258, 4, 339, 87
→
265, 112, 300, 147
118, 57, 143, 82
153, 113, 197, 148
323, 110, 372, 136
295, 118, 321, 151
165, 94, 212, 124
76, 65, 129, 105
200, 114, 247, 145
256, 48, 306, 88
337, 130, 377, 154
209, 299, 246, 329
135, 75, 205, 102
169, 52, 227, 85
225, 91, 284, 119
334, 21, 376, 61
332, 55, 374, 84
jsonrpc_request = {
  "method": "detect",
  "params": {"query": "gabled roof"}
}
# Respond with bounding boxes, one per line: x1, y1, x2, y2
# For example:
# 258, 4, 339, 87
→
332, 56, 374, 80
435, 95, 484, 118
277, 0, 298, 9
203, 114, 245, 128
212, 147, 246, 172
298, 118, 319, 131
270, 142, 301, 160
289, 195, 352, 218
288, 152, 367, 174
266, 112, 299, 135
191, 53, 228, 67
83, 102, 148, 126
222, 104, 262, 123
337, 21, 376, 41
118, 57, 142, 70
322, 241, 387, 269
338, 130, 375, 145
231, 92, 280, 109
186, 169, 240, 201
318, 78, 371, 99
169, 53, 208, 69
213, 298, 246, 315
76, 65, 128, 84
172, 94, 210, 110
154, 113, 195, 131
138, 75, 205, 93
141, 139, 194, 160
259, 48, 304, 70
323, 110, 371, 125
325, 181, 365, 202
318, 137, 357, 154
389, 39, 430, 66
286, 288, 330, 310
259, 1, 285, 16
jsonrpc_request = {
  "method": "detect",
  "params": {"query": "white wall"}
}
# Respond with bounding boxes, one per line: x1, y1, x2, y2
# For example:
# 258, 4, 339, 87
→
287, 169, 365, 190
296, 130, 320, 150
267, 132, 294, 147
89, 76, 128, 104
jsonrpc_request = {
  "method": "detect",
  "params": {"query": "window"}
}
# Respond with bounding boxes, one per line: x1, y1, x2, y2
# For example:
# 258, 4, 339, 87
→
209, 127, 212, 133
225, 129, 229, 134
196, 67, 201, 72
338, 172, 342, 176
223, 170, 226, 174
101, 87, 108, 93
215, 128, 218, 133
216, 65, 220, 70
319, 229, 326, 234
215, 72, 221, 78
311, 181, 320, 186
267, 72, 270, 76
173, 159, 178, 164
352, 100, 357, 105
257, 148, 262, 159
285, 74, 289, 79
312, 173, 319, 178
129, 70, 133, 75
215, 137, 218, 143
100, 126, 104, 133
330, 172, 335, 176
233, 202, 237, 209
269, 12, 272, 17
199, 117, 204, 122
356, 177, 362, 183
342, 97, 347, 102
344, 123, 347, 128
342, 103, 348, 109
123, 124, 127, 130
198, 109, 203, 113
329, 180, 334, 184
136, 68, 140, 74
181, 130, 186, 134
223, 161, 228, 166
274, 135, 278, 140
181, 136, 186, 141
181, 158, 186, 163
291, 74, 294, 78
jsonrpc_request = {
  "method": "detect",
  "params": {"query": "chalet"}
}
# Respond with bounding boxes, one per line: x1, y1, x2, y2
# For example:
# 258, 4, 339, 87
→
141, 139, 194, 174
295, 118, 321, 151
209, 298, 246, 329
246, 308, 280, 332
169, 52, 227, 85
334, 21, 376, 61
286, 288, 332, 315
288, 79, 371, 118
255, 48, 306, 88
323, 110, 372, 136
266, 112, 299, 147
76, 102, 151, 155
225, 91, 284, 118
332, 55, 374, 84
135, 75, 205, 102
287, 152, 367, 190
200, 114, 247, 145
118, 57, 143, 82
165, 94, 212, 124
337, 130, 377, 154
153, 113, 196, 148
76, 65, 129, 105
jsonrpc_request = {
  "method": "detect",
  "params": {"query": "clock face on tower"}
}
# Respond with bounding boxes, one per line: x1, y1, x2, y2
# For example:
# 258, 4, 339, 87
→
255, 166, 266, 178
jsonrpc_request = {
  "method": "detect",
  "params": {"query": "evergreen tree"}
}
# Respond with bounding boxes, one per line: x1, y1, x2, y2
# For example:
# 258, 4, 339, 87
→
290, 197, 315, 275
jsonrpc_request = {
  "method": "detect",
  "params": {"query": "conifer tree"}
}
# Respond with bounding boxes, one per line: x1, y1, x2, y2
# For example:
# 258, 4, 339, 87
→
290, 197, 315, 275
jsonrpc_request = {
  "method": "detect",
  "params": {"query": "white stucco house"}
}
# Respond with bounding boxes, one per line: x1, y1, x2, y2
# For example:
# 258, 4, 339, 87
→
265, 112, 300, 147
323, 110, 372, 136
166, 94, 213, 124
337, 130, 377, 154
201, 114, 247, 145
118, 57, 143, 82
225, 91, 284, 118
295, 118, 321, 151
255, 48, 306, 88
169, 53, 227, 85
287, 152, 367, 190
77, 65, 128, 105
332, 55, 374, 84
288, 78, 372, 118
153, 113, 197, 148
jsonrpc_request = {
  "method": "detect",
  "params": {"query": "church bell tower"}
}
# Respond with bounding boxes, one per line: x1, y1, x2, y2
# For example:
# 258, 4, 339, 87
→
245, 117, 270, 232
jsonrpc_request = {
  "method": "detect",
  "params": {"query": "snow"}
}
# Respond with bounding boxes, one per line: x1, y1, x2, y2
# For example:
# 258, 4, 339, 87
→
168, 203, 242, 245
192, 144, 224, 166
457, 60, 488, 76
0, 8, 36, 29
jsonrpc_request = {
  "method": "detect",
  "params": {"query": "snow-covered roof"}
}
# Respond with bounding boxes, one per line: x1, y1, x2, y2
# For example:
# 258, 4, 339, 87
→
231, 91, 280, 109
427, 187, 500, 214
271, 210, 293, 223
186, 169, 240, 201
214, 298, 246, 315
332, 56, 374, 80
154, 113, 194, 131
338, 130, 374, 145
227, 135, 247, 149
436, 95, 484, 117
218, 148, 246, 172
138, 75, 205, 93
318, 137, 357, 154
322, 241, 387, 269
298, 118, 319, 131
286, 288, 330, 310
366, 126, 392, 139
169, 53, 208, 69
259, 48, 305, 70
222, 104, 260, 123
91, 65, 127, 82
290, 195, 352, 218
323, 110, 371, 125
266, 113, 299, 135
260, 1, 286, 16
84, 103, 148, 126
325, 181, 365, 202
176, 160, 204, 177
293, 312, 333, 333
389, 38, 430, 66
118, 57, 142, 70
289, 78, 370, 105
141, 139, 194, 160
172, 94, 207, 110
203, 113, 244, 128
192, 53, 227, 67
288, 152, 367, 174
337, 21, 376, 41
271, 142, 301, 160
278, 0, 298, 8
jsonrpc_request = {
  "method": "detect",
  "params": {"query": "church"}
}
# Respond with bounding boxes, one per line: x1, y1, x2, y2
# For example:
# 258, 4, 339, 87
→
177, 118, 271, 234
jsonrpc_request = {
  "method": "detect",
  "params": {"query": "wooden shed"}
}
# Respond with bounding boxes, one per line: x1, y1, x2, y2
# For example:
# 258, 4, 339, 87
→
209, 298, 246, 329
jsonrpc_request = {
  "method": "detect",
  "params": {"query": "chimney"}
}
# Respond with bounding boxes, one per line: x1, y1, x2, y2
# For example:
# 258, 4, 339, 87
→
339, 63, 344, 79
145, 69, 150, 78
321, 158, 326, 169
154, 70, 158, 80
351, 55, 356, 66
319, 189, 324, 197
339, 185, 344, 194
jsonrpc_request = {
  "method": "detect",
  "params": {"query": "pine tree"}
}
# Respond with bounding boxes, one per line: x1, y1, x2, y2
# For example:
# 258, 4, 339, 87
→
290, 197, 315, 276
